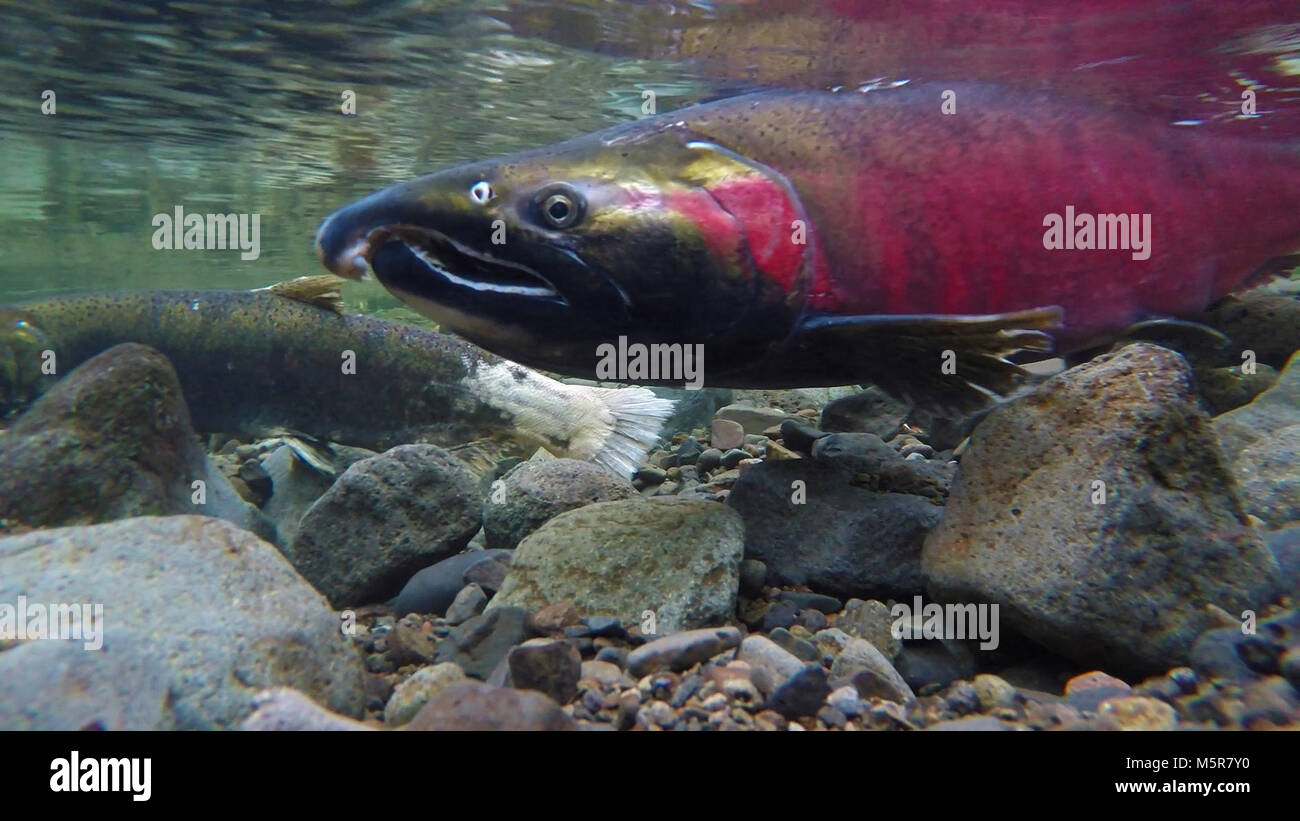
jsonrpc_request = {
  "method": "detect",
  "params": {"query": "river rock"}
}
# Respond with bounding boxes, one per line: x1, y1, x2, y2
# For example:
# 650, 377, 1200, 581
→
432, 605, 530, 680
924, 344, 1279, 675
1190, 608, 1299, 685
506, 638, 583, 704
259, 444, 333, 546
1267, 527, 1300, 598
1230, 424, 1300, 529
626, 626, 742, 676
813, 433, 954, 501
737, 636, 804, 693
726, 459, 938, 597
709, 419, 745, 451
287, 444, 481, 607
769, 665, 830, 719
834, 638, 915, 704
1193, 291, 1300, 369
445, 583, 488, 625
713, 402, 796, 435
383, 662, 467, 726
488, 498, 744, 633
1215, 350, 1300, 461
0, 516, 364, 730
403, 681, 575, 731
388, 549, 513, 616
648, 387, 733, 440
819, 386, 911, 439
241, 688, 373, 731
1196, 364, 1278, 415
732, 386, 861, 413
483, 458, 637, 550
0, 343, 204, 527
836, 598, 902, 659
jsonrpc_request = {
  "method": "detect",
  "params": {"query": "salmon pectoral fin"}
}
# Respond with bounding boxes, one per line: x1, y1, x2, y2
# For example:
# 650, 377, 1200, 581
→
789, 307, 1063, 414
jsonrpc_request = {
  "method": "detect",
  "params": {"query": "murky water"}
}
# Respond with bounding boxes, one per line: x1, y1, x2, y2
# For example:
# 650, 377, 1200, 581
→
3, 0, 1299, 313
0, 0, 713, 315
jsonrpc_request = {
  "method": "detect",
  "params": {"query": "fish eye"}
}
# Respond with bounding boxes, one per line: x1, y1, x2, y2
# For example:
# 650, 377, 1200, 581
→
469, 180, 493, 204
534, 184, 584, 229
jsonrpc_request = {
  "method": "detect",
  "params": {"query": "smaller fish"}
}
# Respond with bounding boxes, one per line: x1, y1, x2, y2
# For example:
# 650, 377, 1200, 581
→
0, 277, 673, 477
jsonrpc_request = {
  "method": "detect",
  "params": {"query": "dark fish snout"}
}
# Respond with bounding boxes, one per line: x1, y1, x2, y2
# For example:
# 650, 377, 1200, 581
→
314, 209, 373, 281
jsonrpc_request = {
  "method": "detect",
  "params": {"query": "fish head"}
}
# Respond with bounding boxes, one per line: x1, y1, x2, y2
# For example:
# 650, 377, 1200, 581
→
315, 118, 812, 376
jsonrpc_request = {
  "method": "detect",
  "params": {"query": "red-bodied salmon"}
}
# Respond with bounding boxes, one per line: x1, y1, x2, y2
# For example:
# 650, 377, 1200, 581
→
315, 83, 1300, 411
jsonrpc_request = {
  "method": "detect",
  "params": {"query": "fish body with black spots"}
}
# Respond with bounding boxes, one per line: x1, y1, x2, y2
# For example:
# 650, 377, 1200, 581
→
0, 282, 672, 477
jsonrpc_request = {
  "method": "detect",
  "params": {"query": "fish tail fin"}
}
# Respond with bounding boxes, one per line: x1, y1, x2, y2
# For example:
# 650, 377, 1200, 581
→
588, 386, 675, 477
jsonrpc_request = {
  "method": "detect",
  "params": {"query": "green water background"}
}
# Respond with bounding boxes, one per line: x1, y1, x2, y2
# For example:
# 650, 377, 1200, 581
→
0, 0, 712, 321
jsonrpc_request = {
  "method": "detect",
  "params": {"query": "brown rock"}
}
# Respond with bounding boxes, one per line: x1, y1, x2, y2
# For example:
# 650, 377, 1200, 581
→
507, 638, 583, 705
531, 600, 581, 633
404, 682, 575, 731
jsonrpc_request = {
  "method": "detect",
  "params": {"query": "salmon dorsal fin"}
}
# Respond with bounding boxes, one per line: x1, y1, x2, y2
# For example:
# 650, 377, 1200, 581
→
256, 275, 347, 313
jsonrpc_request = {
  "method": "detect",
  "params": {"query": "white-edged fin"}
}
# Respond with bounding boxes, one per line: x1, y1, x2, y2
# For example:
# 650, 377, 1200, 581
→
588, 386, 676, 477
272, 433, 337, 475
256, 275, 347, 314
460, 359, 675, 477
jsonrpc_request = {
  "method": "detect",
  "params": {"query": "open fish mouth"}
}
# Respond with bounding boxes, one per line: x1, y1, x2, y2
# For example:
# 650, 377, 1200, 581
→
322, 224, 564, 302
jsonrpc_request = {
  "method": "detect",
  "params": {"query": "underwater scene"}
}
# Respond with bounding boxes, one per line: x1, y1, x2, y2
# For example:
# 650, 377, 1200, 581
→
1, 0, 1299, 747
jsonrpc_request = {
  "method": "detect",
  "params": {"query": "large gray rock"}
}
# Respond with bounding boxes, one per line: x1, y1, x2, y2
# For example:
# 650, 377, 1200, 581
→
1215, 350, 1300, 461
0, 341, 277, 541
287, 444, 481, 607
483, 458, 637, 550
726, 458, 940, 598
0, 516, 364, 730
0, 343, 202, 526
924, 344, 1279, 675
488, 498, 744, 633
1231, 425, 1300, 529
1212, 353, 1300, 529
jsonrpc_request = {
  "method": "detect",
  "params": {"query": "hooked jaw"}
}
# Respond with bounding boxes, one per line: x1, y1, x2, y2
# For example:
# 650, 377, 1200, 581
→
316, 218, 563, 302
313, 176, 569, 305
314, 208, 372, 281
311, 173, 635, 372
